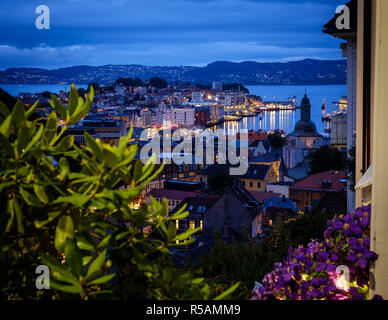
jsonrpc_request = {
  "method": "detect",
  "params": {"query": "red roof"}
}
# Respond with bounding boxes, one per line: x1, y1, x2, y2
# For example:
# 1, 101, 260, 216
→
291, 170, 347, 191
147, 189, 199, 200
249, 191, 282, 202
147, 189, 219, 201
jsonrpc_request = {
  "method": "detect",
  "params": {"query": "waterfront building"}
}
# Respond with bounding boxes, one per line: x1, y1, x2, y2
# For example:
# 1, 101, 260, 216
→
330, 113, 347, 149
212, 81, 223, 90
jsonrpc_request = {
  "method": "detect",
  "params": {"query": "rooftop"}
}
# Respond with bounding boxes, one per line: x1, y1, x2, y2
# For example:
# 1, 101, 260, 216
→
291, 170, 347, 191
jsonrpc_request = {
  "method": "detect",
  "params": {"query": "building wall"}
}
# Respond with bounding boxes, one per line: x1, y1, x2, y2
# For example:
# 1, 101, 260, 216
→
289, 188, 325, 210
330, 113, 347, 149
369, 0, 388, 299
266, 184, 290, 198
203, 192, 253, 237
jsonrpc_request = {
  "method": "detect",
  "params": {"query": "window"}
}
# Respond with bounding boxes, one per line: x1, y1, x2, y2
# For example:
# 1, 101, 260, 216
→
200, 220, 203, 231
190, 220, 195, 229
257, 182, 261, 188
250, 181, 253, 188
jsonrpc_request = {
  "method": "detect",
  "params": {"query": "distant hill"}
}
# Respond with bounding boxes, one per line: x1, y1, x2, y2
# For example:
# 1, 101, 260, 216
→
0, 59, 347, 85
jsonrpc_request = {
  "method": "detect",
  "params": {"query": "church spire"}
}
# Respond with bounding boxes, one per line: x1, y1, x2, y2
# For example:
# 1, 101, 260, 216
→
300, 93, 311, 122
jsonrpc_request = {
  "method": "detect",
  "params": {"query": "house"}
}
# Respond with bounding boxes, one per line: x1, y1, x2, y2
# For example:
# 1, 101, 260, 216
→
197, 163, 278, 192
248, 139, 270, 157
250, 151, 285, 180
170, 196, 220, 252
202, 183, 260, 241
289, 170, 347, 211
253, 196, 300, 237
146, 189, 201, 211
248, 191, 282, 204
266, 181, 294, 198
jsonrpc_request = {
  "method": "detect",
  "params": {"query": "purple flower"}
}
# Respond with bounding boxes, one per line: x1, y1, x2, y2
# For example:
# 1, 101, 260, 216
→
334, 220, 344, 231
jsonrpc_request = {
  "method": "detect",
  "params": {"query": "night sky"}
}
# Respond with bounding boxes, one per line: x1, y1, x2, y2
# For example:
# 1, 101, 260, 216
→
0, 0, 345, 69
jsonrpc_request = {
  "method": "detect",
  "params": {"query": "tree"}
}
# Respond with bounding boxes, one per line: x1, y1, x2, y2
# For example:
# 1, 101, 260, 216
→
207, 171, 236, 194
267, 133, 286, 150
306, 145, 347, 174
0, 84, 237, 300
147, 77, 168, 89
189, 209, 337, 295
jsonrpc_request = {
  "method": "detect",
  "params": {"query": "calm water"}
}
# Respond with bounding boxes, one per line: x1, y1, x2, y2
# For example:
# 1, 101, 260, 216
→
220, 84, 347, 136
0, 84, 88, 96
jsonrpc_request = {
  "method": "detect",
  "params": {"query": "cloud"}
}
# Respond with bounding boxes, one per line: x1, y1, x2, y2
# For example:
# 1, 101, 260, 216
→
0, 0, 344, 67
0, 42, 342, 69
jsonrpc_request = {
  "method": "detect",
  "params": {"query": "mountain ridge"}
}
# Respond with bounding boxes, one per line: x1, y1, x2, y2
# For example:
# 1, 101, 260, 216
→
0, 59, 347, 85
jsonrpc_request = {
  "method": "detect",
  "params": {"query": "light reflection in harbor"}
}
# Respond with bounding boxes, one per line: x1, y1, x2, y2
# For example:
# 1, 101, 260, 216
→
213, 110, 297, 135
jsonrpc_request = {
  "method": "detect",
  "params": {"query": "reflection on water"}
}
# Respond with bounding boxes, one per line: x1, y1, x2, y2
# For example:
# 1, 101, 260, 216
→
214, 110, 297, 136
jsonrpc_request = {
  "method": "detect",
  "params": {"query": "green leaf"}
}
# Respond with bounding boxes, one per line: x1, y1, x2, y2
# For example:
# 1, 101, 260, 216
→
23, 124, 43, 154
5, 200, 14, 233
16, 121, 30, 154
87, 273, 115, 286
34, 210, 62, 228
39, 252, 79, 286
214, 282, 240, 300
97, 234, 112, 249
55, 215, 75, 252
85, 249, 107, 281
11, 100, 25, 127
0, 101, 10, 118
76, 236, 96, 252
20, 187, 41, 206
43, 112, 58, 145
33, 183, 49, 204
175, 227, 199, 242
133, 160, 143, 181
54, 194, 90, 207
49, 95, 67, 119
68, 84, 79, 116
12, 198, 24, 234
0, 132, 12, 155
50, 279, 83, 294
64, 238, 83, 278
70, 95, 91, 125
25, 100, 39, 119
0, 115, 12, 138
52, 135, 74, 153
84, 131, 102, 161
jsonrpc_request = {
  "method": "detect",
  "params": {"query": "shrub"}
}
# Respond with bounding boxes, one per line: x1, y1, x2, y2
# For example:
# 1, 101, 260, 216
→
251, 206, 380, 300
0, 84, 237, 300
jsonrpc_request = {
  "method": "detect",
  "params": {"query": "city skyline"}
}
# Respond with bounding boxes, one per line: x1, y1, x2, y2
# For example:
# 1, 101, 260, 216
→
1, 0, 345, 69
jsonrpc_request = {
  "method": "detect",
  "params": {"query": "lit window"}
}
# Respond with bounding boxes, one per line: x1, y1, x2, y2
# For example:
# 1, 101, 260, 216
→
200, 220, 203, 231
190, 220, 195, 229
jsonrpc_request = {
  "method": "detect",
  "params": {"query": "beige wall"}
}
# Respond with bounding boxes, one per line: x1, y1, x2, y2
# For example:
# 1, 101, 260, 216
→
370, 0, 388, 299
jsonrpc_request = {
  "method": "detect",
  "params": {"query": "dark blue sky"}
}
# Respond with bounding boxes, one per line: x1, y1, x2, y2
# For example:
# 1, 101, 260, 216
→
0, 0, 345, 69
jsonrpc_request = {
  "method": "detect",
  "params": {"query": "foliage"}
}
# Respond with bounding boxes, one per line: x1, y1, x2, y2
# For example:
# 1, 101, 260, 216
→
222, 83, 249, 93
267, 133, 286, 150
115, 78, 144, 87
189, 210, 335, 297
207, 171, 236, 194
0, 84, 237, 300
252, 206, 380, 300
307, 145, 347, 175
147, 77, 168, 89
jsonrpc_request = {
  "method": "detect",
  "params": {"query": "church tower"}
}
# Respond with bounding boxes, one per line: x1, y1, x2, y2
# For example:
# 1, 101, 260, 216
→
300, 93, 311, 122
